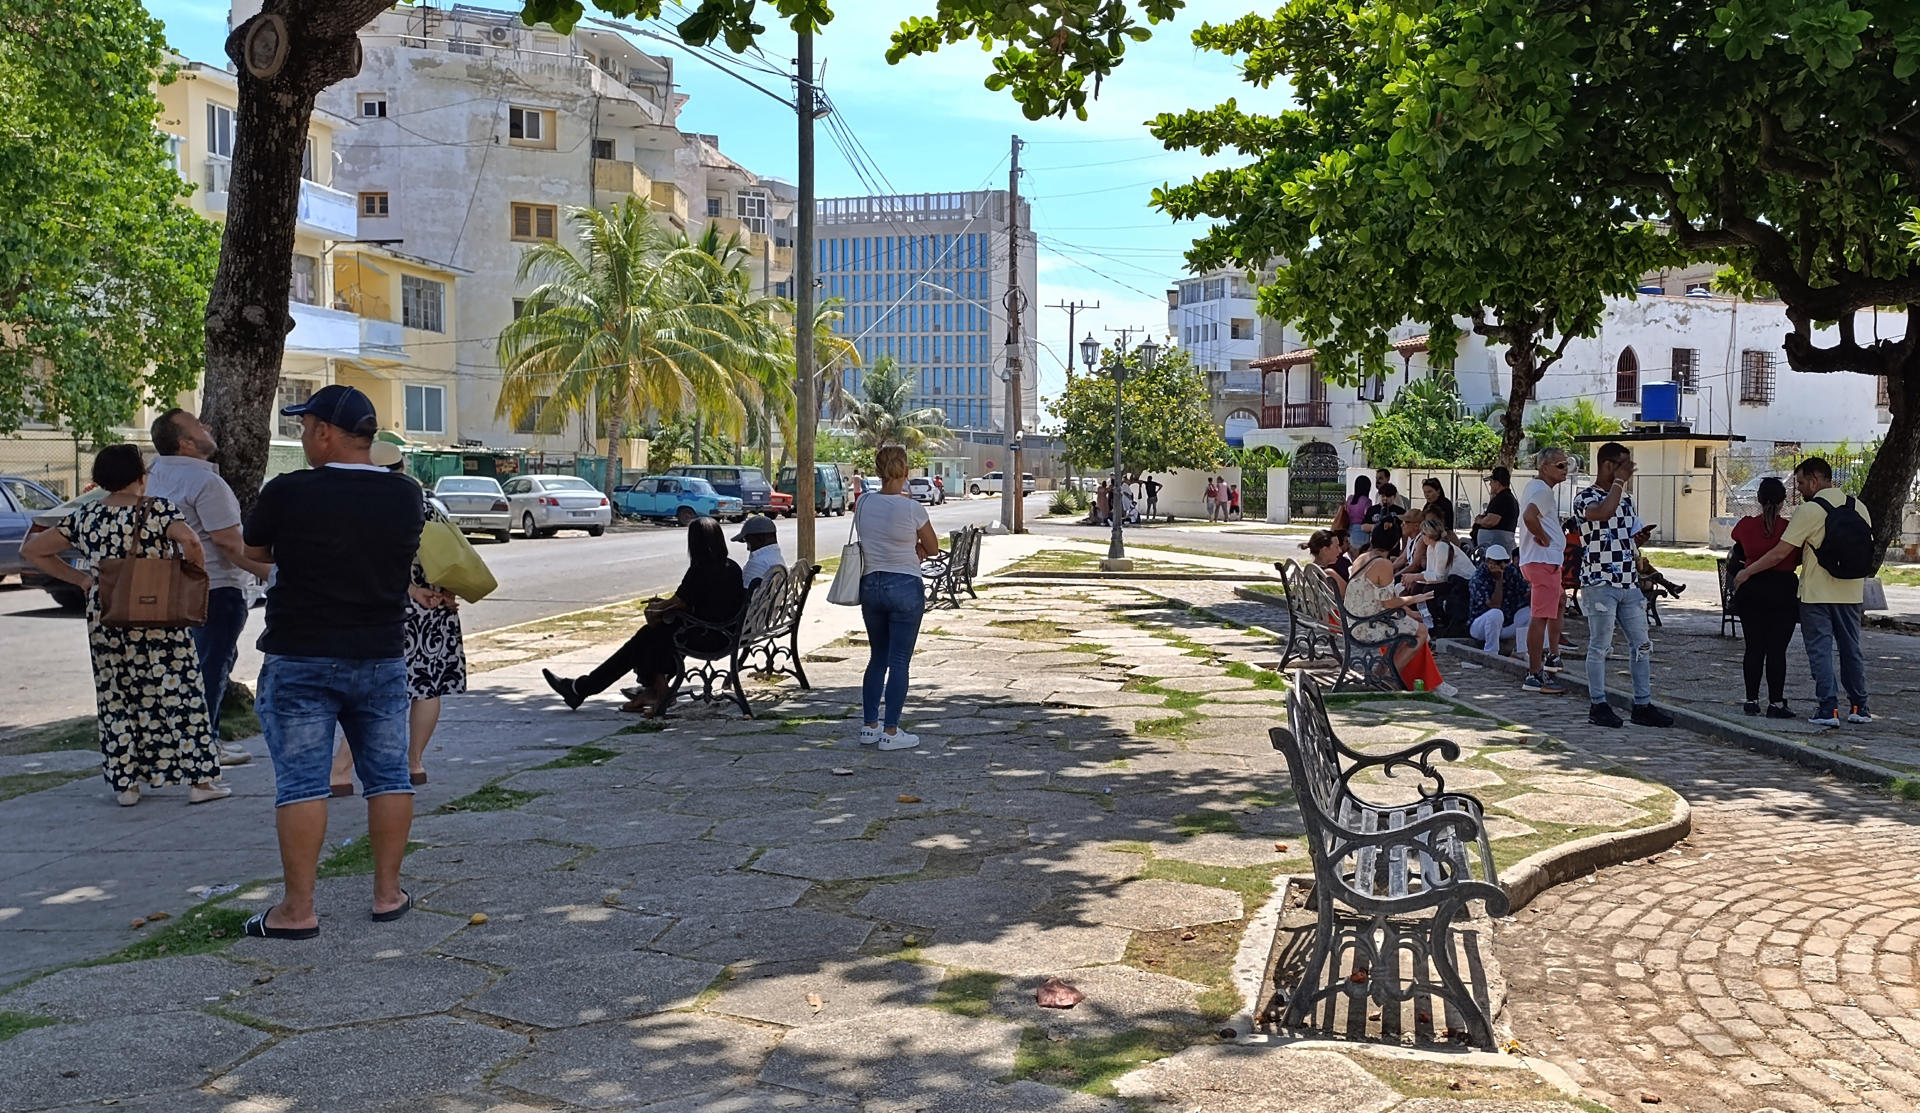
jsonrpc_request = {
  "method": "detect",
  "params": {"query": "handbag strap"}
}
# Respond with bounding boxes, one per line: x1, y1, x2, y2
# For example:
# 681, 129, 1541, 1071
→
847, 494, 865, 544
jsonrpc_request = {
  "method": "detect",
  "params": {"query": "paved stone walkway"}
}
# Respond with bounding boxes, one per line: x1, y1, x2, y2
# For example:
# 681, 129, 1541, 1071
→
0, 573, 1609, 1113
1178, 580, 1920, 1113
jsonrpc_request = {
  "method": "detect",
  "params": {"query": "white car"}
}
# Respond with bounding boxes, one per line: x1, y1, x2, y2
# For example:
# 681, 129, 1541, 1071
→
503, 474, 612, 538
906, 477, 944, 504
432, 476, 513, 543
967, 471, 1036, 496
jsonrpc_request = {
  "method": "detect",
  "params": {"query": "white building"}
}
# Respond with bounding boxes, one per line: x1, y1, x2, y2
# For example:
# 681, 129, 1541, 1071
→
1166, 268, 1306, 446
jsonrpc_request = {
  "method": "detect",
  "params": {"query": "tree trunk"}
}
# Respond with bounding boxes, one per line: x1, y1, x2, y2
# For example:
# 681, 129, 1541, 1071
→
1858, 354, 1920, 572
199, 2, 388, 513
1496, 328, 1542, 469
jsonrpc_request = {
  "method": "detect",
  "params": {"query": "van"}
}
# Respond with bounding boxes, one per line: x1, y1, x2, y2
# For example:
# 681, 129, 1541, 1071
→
776, 463, 849, 515
663, 464, 773, 519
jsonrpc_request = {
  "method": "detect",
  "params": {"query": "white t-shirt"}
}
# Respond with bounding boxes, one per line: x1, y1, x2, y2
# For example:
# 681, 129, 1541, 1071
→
854, 493, 931, 578
741, 543, 784, 589
1516, 477, 1565, 566
1418, 540, 1465, 582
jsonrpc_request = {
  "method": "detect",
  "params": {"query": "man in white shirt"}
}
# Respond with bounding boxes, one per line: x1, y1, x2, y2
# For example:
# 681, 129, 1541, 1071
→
735, 515, 785, 590
1517, 447, 1571, 695
146, 409, 274, 769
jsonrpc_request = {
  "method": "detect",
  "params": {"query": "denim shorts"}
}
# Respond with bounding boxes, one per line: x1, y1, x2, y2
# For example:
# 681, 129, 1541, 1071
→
258, 654, 412, 807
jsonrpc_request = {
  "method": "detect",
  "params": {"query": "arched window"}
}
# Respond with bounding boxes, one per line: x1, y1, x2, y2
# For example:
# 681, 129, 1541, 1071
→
1615, 347, 1640, 405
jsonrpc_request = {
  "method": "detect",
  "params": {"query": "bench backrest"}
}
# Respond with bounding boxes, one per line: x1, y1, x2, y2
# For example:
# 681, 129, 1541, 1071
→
1274, 670, 1347, 834
1292, 563, 1341, 630
739, 563, 792, 645
949, 525, 980, 575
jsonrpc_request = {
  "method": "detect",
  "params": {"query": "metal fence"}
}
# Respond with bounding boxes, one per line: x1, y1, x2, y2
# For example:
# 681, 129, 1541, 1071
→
1713, 446, 1883, 519
0, 435, 90, 500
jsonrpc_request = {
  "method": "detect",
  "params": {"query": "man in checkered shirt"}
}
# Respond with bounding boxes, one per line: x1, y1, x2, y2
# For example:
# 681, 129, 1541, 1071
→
1572, 441, 1676, 729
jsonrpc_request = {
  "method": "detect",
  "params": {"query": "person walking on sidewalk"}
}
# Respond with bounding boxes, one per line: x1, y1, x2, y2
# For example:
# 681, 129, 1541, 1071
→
852, 446, 941, 750
241, 385, 423, 938
146, 409, 273, 772
1467, 545, 1530, 656
1573, 441, 1675, 729
1517, 449, 1570, 695
21, 445, 230, 807
1734, 456, 1873, 727
1728, 476, 1798, 719
1204, 477, 1220, 522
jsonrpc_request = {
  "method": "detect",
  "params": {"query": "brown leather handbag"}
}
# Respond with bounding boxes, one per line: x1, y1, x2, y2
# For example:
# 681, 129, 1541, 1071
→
97, 497, 208, 629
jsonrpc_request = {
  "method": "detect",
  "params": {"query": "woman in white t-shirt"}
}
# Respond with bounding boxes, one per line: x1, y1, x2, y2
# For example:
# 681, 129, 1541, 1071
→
855, 446, 942, 750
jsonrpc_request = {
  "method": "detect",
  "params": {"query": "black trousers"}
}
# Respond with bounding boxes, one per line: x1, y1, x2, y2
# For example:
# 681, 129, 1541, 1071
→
577, 624, 680, 698
1740, 604, 1797, 703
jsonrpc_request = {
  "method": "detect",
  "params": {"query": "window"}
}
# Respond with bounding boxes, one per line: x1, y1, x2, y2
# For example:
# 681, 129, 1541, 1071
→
511, 203, 557, 241
1693, 446, 1712, 469
1739, 349, 1777, 404
706, 197, 723, 218
591, 137, 614, 160
1615, 346, 1639, 404
1671, 347, 1698, 392
3, 478, 58, 512
1877, 374, 1891, 408
206, 103, 235, 158
512, 298, 527, 319
447, 37, 484, 55
507, 106, 551, 146
737, 189, 770, 234
514, 396, 549, 435
1202, 277, 1226, 300
289, 254, 319, 304
301, 140, 317, 183
360, 191, 389, 217
276, 379, 318, 438
358, 94, 388, 118
401, 274, 446, 332
404, 384, 446, 434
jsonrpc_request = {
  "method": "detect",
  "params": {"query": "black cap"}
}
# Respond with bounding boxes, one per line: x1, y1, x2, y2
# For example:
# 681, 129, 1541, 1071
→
280, 384, 378, 437
732, 516, 777, 542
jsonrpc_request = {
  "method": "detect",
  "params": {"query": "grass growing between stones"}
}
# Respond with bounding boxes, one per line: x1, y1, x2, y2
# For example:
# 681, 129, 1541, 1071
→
1009, 1027, 1192, 1094
930, 970, 1002, 1018
0, 767, 96, 803
86, 897, 253, 966
1222, 661, 1287, 691
618, 720, 671, 734
0, 716, 97, 758
531, 744, 621, 769
1173, 811, 1243, 837
436, 783, 545, 814
1349, 1051, 1616, 1113
317, 838, 428, 878
989, 618, 1073, 641
0, 1011, 56, 1041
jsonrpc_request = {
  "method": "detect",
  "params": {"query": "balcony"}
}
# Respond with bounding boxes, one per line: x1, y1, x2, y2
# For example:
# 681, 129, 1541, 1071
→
1260, 400, 1331, 429
649, 181, 689, 227
592, 157, 653, 202
361, 317, 406, 356
203, 156, 358, 239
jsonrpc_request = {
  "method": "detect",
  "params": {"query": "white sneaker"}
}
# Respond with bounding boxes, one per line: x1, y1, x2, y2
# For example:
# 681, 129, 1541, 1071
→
858, 724, 880, 745
1846, 710, 1873, 724
218, 743, 253, 766
1435, 682, 1459, 698
1808, 712, 1841, 728
876, 730, 920, 751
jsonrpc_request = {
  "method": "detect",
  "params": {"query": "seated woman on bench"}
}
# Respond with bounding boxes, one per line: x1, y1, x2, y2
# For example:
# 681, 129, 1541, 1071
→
543, 517, 745, 716
1346, 519, 1455, 696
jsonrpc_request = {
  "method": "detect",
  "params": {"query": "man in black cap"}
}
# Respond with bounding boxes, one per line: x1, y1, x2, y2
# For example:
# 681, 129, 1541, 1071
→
239, 384, 424, 939
735, 514, 785, 590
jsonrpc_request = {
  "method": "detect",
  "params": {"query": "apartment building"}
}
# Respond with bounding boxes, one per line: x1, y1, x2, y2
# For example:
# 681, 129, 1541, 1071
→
278, 2, 795, 449
815, 190, 1039, 432
1165, 267, 1304, 445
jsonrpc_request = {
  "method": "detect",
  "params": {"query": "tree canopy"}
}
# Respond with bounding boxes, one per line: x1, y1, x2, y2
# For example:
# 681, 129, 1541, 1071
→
1350, 375, 1500, 469
0, 0, 221, 441
1055, 345, 1225, 475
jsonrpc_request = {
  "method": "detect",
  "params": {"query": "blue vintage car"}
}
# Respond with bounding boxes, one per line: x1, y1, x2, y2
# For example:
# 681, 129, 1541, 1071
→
611, 475, 744, 526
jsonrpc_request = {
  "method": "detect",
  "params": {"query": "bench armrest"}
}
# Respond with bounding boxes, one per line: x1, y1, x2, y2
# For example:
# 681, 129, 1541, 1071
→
1334, 735, 1461, 798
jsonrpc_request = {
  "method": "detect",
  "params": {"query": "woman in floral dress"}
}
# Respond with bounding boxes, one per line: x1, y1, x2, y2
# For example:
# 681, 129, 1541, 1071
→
21, 445, 230, 807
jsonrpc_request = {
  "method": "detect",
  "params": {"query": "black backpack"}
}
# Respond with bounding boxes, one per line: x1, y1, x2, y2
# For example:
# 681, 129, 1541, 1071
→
1813, 495, 1874, 580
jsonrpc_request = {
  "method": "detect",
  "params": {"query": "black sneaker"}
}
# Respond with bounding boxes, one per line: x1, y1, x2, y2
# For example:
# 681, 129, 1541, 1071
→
543, 669, 584, 711
1522, 672, 1565, 695
1543, 653, 1565, 674
1631, 703, 1676, 728
1766, 701, 1794, 720
1743, 700, 1761, 716
1589, 701, 1624, 728
1667, 582, 1685, 597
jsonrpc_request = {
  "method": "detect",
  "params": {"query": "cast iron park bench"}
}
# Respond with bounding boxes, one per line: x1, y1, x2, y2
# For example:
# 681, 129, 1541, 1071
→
1717, 555, 1742, 638
1269, 670, 1509, 1048
924, 524, 984, 610
1274, 559, 1340, 669
668, 561, 821, 717
1272, 561, 1418, 691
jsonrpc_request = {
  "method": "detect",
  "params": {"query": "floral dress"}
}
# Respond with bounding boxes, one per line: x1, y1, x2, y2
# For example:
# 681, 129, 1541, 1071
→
67, 498, 219, 791
405, 492, 467, 700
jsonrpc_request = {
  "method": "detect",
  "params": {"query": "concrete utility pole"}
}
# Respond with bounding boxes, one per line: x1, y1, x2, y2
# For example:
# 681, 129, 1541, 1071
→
793, 28, 819, 563
999, 133, 1027, 535
1046, 298, 1099, 379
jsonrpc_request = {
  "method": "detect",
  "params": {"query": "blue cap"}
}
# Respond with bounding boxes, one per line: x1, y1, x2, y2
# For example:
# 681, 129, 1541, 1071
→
280, 384, 378, 437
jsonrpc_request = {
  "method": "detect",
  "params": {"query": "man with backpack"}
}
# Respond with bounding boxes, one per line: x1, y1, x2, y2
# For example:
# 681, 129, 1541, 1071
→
1733, 456, 1873, 727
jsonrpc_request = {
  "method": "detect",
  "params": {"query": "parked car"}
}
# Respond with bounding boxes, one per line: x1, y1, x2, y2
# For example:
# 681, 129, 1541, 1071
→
503, 474, 611, 538
18, 488, 103, 611
967, 471, 1036, 496
775, 464, 849, 515
664, 465, 773, 519
431, 476, 513, 543
610, 475, 743, 526
768, 490, 795, 518
1, 475, 65, 579
906, 477, 944, 505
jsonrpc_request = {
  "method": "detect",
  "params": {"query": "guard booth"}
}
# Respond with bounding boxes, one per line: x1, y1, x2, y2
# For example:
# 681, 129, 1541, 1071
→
1289, 441, 1345, 521
1574, 429, 1743, 546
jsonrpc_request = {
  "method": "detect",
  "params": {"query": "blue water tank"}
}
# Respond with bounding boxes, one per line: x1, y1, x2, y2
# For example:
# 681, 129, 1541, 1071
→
1641, 382, 1682, 424
1637, 283, 1664, 295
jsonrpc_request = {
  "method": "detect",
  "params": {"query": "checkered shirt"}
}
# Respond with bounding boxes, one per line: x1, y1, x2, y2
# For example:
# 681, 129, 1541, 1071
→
1572, 485, 1639, 589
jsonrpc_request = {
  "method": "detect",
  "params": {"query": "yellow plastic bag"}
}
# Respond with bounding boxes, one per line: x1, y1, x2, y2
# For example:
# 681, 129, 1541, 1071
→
417, 518, 497, 603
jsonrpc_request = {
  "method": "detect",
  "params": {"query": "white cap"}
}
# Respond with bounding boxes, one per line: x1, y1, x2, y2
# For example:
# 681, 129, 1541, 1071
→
1481, 544, 1511, 561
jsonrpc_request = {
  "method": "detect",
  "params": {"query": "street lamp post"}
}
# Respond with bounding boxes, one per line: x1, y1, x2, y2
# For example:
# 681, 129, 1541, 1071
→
1091, 334, 1158, 572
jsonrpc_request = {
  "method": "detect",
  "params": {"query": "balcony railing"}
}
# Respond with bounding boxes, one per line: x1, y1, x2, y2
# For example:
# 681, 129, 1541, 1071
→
362, 317, 405, 355
1260, 400, 1331, 428
592, 157, 653, 201
287, 302, 365, 357
203, 156, 357, 239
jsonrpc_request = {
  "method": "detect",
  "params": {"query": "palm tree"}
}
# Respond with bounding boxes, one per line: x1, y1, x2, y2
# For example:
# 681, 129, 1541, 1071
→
811, 297, 862, 421
681, 222, 794, 470
496, 199, 770, 496
846, 356, 951, 453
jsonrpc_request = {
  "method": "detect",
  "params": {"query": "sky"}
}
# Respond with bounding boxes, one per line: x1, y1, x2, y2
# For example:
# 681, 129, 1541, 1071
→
146, 0, 1273, 417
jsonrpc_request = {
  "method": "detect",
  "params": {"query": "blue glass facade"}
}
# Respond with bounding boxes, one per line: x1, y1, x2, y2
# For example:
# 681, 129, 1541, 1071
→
817, 230, 996, 429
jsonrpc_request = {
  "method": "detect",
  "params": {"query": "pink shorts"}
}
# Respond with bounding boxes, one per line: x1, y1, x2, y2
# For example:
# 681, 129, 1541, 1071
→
1522, 562, 1564, 616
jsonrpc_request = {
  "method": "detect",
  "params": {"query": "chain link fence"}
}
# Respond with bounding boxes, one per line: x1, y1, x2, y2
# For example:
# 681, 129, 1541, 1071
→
0, 435, 92, 500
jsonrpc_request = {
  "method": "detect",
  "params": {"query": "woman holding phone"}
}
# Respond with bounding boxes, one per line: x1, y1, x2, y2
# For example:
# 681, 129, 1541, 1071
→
1344, 519, 1455, 695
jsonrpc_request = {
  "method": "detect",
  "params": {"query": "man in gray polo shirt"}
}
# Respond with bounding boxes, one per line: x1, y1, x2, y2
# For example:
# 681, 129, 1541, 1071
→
147, 409, 274, 768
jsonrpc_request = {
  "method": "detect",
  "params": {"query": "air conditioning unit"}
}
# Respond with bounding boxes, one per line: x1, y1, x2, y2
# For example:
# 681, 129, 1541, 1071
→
487, 26, 512, 44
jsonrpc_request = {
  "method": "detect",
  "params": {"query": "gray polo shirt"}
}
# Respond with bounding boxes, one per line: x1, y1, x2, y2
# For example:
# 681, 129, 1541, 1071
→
146, 455, 249, 591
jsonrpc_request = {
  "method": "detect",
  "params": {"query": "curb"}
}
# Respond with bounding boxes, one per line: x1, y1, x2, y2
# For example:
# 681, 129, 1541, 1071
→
986, 571, 1273, 583
1435, 639, 1918, 791
1499, 794, 1693, 912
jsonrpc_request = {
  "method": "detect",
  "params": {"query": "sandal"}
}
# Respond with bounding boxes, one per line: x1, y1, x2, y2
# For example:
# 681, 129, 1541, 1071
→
371, 890, 412, 923
242, 910, 319, 940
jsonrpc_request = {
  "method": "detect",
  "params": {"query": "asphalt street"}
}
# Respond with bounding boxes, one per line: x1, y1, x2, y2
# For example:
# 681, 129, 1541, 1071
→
0, 493, 1024, 735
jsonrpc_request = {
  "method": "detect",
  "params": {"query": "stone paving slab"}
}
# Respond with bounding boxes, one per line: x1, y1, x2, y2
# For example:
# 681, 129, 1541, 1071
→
989, 964, 1211, 1039
433, 903, 670, 967
708, 958, 944, 1027
498, 1013, 778, 1109
466, 950, 721, 1028
1112, 1045, 1399, 1113
229, 954, 494, 1030
209, 1016, 528, 1109
652, 907, 873, 966
0, 953, 258, 1021
9, 1012, 270, 1109
1077, 878, 1245, 932
757, 1008, 1024, 1100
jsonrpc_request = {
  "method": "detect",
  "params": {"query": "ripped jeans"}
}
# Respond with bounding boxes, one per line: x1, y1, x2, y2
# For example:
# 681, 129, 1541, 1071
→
1581, 584, 1653, 706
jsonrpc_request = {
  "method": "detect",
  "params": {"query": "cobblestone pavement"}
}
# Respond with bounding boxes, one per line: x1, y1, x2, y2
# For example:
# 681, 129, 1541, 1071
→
0, 576, 1609, 1113
1176, 581, 1920, 1113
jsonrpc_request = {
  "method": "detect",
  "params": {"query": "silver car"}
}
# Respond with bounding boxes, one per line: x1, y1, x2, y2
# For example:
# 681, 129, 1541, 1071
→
432, 476, 513, 544
504, 474, 612, 538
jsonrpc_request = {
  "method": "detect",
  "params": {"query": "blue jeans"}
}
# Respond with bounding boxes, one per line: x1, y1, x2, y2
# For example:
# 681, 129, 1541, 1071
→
257, 655, 411, 807
189, 586, 249, 729
1582, 584, 1652, 705
861, 572, 925, 730
1799, 602, 1869, 717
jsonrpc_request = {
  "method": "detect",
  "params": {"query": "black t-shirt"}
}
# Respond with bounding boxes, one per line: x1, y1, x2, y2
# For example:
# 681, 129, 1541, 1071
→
1482, 489, 1519, 532
1363, 503, 1401, 529
676, 559, 747, 652
246, 465, 424, 659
